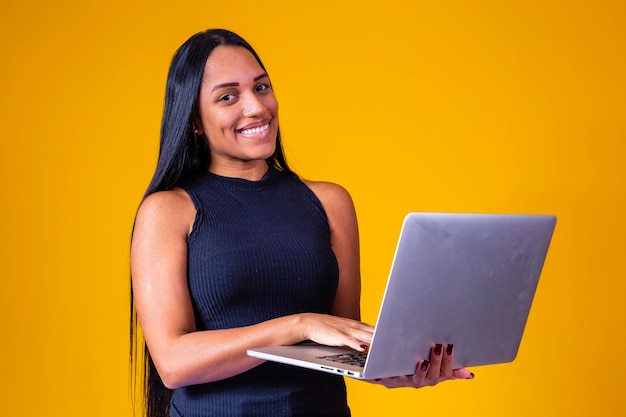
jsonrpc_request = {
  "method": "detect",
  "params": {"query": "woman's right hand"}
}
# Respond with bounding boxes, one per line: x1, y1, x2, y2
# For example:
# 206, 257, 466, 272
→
297, 313, 374, 352
367, 343, 474, 388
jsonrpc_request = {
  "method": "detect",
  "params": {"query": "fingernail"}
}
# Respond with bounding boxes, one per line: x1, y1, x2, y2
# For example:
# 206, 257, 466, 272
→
421, 360, 430, 371
434, 343, 442, 356
468, 372, 475, 379
360, 344, 369, 351
446, 344, 454, 355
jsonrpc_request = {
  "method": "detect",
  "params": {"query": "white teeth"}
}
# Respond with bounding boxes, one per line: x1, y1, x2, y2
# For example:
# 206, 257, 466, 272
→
239, 123, 269, 136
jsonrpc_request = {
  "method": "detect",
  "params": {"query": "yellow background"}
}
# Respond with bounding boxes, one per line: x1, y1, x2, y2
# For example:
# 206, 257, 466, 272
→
1, 0, 625, 415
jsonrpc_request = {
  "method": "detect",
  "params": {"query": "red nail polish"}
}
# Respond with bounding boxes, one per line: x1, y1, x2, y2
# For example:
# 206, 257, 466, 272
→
360, 344, 369, 351
434, 343, 442, 355
446, 344, 454, 355
421, 360, 430, 371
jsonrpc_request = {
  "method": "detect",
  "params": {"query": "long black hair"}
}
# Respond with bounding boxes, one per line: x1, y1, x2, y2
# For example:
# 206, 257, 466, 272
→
130, 29, 294, 417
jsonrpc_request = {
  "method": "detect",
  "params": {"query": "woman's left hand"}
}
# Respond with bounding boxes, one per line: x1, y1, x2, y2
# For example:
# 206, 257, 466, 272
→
367, 344, 474, 388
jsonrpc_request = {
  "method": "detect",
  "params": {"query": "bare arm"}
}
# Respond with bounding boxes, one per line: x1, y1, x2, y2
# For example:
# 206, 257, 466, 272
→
131, 189, 372, 389
303, 181, 362, 321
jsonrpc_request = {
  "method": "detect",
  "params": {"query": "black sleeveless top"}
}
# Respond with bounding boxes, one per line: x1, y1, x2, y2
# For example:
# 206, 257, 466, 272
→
170, 167, 351, 417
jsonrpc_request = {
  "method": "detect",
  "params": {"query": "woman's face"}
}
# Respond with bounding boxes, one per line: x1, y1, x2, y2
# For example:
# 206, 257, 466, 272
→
197, 46, 279, 174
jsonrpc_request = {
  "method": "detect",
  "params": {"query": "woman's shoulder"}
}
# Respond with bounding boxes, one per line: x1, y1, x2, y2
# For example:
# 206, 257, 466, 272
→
139, 188, 193, 210
135, 188, 196, 234
301, 179, 351, 201
301, 179, 355, 218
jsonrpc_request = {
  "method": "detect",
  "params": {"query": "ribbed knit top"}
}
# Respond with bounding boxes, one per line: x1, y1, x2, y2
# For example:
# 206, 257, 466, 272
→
170, 167, 350, 417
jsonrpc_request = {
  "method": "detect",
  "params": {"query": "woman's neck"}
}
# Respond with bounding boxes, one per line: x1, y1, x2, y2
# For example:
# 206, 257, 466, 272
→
208, 159, 269, 181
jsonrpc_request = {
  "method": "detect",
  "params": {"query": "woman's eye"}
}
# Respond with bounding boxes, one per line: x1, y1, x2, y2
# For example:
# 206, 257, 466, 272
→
219, 93, 235, 102
256, 83, 270, 92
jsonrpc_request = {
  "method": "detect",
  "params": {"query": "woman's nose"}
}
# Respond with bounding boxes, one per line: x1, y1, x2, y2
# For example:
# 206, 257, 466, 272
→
242, 93, 265, 117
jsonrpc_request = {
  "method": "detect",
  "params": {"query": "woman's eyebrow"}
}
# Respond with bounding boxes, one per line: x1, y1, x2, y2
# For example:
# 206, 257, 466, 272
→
211, 82, 238, 92
210, 73, 268, 92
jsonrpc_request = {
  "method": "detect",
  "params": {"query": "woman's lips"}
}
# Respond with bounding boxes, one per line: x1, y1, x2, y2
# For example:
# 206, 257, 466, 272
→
237, 121, 271, 137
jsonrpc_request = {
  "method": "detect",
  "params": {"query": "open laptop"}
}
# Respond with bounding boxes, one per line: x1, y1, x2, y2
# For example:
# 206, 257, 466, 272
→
247, 212, 556, 380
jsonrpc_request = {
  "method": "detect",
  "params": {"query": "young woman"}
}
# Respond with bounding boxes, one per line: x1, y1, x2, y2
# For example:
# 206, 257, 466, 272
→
130, 29, 471, 417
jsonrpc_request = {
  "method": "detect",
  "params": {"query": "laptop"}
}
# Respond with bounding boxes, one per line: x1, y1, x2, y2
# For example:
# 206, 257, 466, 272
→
247, 212, 556, 380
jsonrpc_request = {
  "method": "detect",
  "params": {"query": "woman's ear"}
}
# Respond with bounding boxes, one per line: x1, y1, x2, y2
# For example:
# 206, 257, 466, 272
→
192, 122, 204, 136
191, 115, 204, 136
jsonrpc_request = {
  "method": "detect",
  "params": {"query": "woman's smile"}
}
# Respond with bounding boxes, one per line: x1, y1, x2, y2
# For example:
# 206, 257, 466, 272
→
237, 120, 272, 137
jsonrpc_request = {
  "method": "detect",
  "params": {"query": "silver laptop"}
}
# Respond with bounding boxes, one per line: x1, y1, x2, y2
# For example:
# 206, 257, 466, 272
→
247, 212, 556, 380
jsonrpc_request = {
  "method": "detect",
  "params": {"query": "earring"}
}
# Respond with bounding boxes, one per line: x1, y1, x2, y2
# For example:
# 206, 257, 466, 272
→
191, 125, 202, 152
190, 122, 200, 135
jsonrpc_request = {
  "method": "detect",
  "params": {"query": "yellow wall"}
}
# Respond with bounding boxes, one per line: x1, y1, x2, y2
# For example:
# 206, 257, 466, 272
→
1, 0, 625, 415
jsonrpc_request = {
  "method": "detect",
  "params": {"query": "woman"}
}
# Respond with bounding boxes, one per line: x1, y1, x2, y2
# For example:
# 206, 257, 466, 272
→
130, 29, 471, 417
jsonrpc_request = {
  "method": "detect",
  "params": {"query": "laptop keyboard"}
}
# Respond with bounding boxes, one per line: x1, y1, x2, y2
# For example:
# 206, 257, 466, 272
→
317, 351, 367, 367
